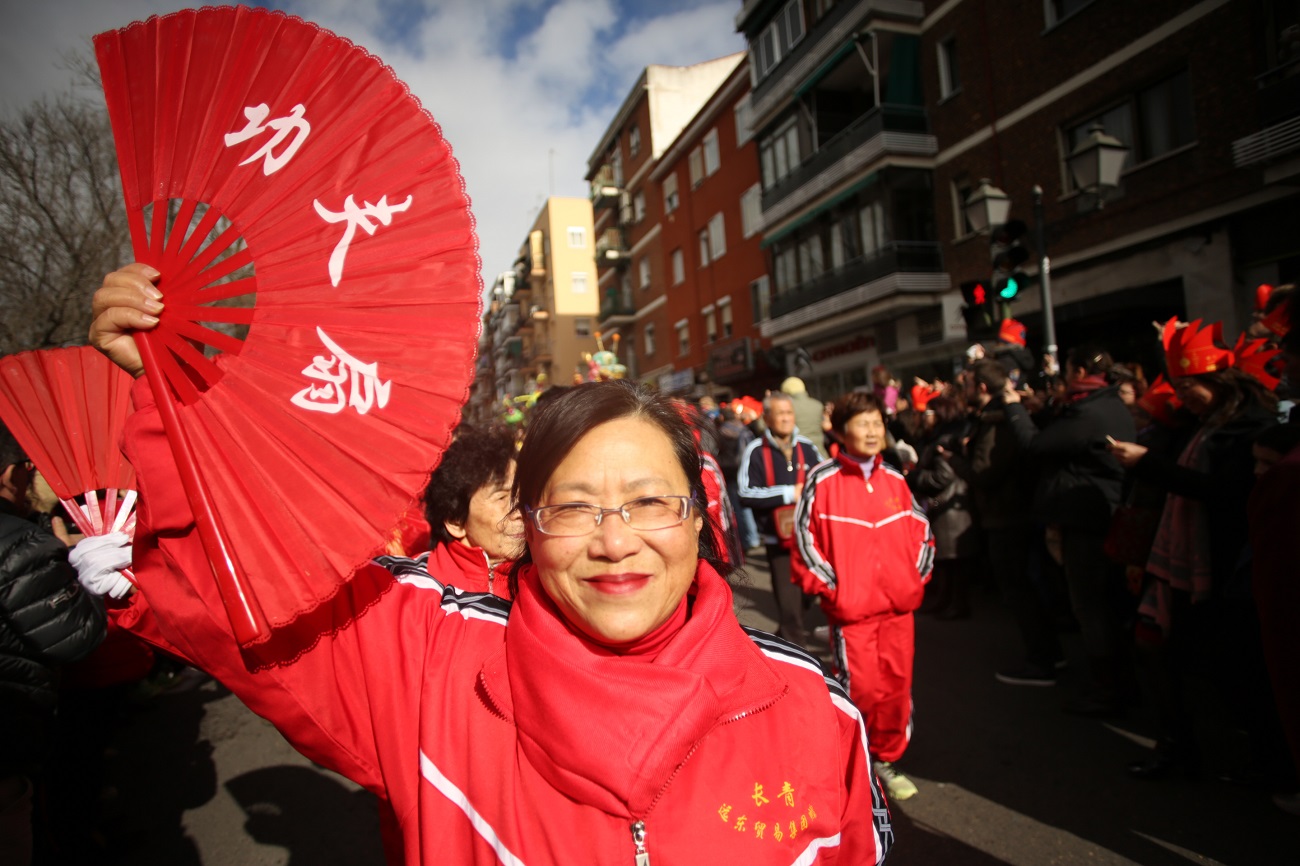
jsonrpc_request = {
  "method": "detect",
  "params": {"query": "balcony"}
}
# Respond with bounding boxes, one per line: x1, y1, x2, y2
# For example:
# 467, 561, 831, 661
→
590, 165, 623, 209
770, 242, 943, 319
762, 105, 933, 219
748, 0, 924, 120
599, 288, 637, 324
595, 228, 630, 265
502, 335, 524, 359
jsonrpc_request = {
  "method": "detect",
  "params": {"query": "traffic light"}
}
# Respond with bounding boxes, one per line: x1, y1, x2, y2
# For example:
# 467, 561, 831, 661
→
994, 269, 1027, 300
960, 279, 995, 339
991, 218, 1030, 302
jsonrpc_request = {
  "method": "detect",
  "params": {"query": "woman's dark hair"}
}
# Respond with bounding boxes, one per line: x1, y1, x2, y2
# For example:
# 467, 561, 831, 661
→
926, 395, 962, 427
830, 390, 886, 432
1193, 367, 1279, 429
507, 381, 732, 597
969, 358, 1008, 393
424, 423, 518, 546
1066, 345, 1113, 377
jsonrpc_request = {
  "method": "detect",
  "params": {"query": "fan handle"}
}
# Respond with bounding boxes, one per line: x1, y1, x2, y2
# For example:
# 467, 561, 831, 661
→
136, 329, 269, 645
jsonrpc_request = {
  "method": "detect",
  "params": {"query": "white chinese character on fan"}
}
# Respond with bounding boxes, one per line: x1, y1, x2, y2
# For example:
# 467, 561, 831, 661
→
290, 327, 392, 416
224, 103, 311, 175
313, 194, 414, 287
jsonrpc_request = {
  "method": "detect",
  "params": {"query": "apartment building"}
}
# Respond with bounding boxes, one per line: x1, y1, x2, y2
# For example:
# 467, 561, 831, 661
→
487, 197, 599, 404
649, 56, 777, 399
587, 55, 746, 386
736, 0, 949, 398
927, 0, 1300, 374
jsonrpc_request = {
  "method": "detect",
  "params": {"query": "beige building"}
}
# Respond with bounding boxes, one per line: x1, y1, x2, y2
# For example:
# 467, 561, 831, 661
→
490, 197, 600, 401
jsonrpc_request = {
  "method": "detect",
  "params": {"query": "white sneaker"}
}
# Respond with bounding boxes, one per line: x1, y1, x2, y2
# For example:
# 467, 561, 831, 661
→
873, 760, 918, 801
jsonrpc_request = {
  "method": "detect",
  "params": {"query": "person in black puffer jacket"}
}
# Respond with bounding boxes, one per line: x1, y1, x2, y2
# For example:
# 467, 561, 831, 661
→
1004, 346, 1137, 716
909, 396, 978, 619
0, 428, 106, 865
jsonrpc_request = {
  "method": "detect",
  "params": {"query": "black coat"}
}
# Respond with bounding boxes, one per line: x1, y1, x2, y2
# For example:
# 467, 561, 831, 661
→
1006, 386, 1137, 531
0, 507, 106, 775
951, 398, 1035, 530
910, 421, 979, 559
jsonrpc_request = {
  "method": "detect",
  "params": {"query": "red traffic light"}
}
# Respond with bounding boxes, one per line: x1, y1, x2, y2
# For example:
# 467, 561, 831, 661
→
974, 283, 987, 305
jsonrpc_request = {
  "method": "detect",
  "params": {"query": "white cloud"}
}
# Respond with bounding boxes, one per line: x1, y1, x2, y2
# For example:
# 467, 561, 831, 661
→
0, 0, 745, 293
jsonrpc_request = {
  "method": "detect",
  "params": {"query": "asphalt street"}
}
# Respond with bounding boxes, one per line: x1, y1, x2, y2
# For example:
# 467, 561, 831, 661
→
90, 556, 1299, 865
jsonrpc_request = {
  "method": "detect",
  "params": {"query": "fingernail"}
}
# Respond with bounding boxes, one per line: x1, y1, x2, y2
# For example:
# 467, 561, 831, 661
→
141, 314, 159, 325
144, 285, 163, 300
145, 299, 164, 314
142, 266, 161, 279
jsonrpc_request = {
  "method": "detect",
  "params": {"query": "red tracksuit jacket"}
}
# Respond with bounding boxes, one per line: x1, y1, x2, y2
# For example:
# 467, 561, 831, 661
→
791, 453, 934, 623
118, 388, 894, 865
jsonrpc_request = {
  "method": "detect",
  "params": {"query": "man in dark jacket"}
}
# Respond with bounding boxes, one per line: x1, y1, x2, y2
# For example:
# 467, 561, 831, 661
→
1004, 347, 1136, 714
954, 360, 1063, 684
0, 427, 106, 865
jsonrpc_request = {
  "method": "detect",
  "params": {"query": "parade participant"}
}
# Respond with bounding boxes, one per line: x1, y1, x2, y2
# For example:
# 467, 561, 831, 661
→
1109, 319, 1280, 781
1004, 345, 1137, 717
90, 264, 893, 865
791, 390, 934, 801
738, 392, 822, 647
421, 423, 521, 598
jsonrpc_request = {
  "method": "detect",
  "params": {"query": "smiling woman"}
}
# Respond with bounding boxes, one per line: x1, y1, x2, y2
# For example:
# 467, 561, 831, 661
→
90, 265, 892, 865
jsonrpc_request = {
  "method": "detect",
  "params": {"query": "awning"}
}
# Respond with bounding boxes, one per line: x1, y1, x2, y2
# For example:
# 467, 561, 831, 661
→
794, 39, 861, 100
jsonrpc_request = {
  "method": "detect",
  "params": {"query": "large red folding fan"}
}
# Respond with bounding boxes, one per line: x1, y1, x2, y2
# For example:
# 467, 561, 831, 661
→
0, 346, 137, 537
95, 8, 482, 644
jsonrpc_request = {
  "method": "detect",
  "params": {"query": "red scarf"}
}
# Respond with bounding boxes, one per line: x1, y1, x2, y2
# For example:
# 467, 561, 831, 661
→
478, 563, 787, 817
1067, 373, 1109, 402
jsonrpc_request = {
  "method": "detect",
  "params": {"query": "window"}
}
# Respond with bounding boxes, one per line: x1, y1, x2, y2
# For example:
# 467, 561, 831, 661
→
672, 249, 685, 284
719, 297, 734, 338
1065, 69, 1194, 188
751, 0, 805, 81
676, 320, 690, 357
610, 148, 623, 185
575, 317, 592, 337
644, 323, 656, 357
774, 247, 796, 292
638, 257, 651, 290
629, 124, 641, 157
952, 179, 975, 237
1045, 0, 1094, 28
620, 273, 633, 306
750, 276, 771, 322
860, 201, 885, 257
760, 118, 801, 190
740, 184, 763, 238
698, 228, 711, 267
876, 319, 898, 354
937, 38, 960, 100
916, 307, 943, 345
704, 308, 717, 343
709, 213, 727, 260
633, 191, 647, 223
571, 272, 588, 294
663, 173, 679, 214
703, 129, 721, 176
567, 226, 586, 248
689, 147, 705, 188
798, 235, 823, 282
734, 95, 755, 147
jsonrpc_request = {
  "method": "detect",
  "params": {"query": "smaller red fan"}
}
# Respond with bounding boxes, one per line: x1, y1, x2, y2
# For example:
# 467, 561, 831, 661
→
0, 347, 138, 537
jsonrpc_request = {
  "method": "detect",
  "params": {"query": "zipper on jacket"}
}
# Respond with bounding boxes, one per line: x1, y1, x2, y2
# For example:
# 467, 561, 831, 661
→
631, 820, 650, 865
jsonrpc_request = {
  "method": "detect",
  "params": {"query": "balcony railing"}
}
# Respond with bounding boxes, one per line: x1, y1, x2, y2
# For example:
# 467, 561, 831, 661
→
762, 104, 929, 213
595, 227, 630, 264
600, 290, 637, 321
590, 165, 623, 209
770, 242, 943, 319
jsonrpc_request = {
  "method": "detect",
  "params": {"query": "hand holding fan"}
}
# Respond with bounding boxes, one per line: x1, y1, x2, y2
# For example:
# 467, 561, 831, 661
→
95, 8, 482, 644
0, 346, 137, 537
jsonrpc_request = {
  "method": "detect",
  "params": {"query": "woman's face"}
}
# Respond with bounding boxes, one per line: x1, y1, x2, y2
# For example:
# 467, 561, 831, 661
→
1117, 382, 1136, 405
529, 417, 703, 646
451, 460, 523, 562
842, 409, 887, 459
1173, 375, 1217, 416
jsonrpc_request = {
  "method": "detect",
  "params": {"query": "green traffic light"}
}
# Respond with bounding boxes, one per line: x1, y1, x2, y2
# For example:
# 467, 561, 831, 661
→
999, 275, 1020, 299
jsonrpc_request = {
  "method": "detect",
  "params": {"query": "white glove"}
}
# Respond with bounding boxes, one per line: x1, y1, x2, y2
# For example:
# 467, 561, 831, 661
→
69, 531, 136, 599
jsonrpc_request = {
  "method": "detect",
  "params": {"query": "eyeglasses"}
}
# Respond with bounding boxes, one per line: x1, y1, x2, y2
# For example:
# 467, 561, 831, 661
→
526, 495, 694, 537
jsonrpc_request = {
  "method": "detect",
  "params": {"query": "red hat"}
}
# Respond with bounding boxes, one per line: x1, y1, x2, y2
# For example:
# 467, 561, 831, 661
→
1256, 283, 1275, 312
1233, 333, 1282, 390
998, 318, 1027, 347
1162, 317, 1234, 378
1260, 295, 1292, 338
1136, 374, 1182, 427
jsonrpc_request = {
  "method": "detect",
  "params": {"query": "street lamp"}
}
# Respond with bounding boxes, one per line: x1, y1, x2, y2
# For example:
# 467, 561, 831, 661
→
963, 128, 1130, 374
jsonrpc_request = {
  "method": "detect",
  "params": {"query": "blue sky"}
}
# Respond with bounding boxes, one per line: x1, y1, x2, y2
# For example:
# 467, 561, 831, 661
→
0, 1, 745, 292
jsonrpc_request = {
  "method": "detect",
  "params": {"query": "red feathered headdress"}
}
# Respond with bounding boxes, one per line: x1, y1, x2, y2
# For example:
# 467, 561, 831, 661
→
998, 318, 1027, 347
1233, 333, 1282, 390
1256, 283, 1275, 312
1260, 295, 1292, 338
1135, 374, 1182, 427
1162, 318, 1234, 378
